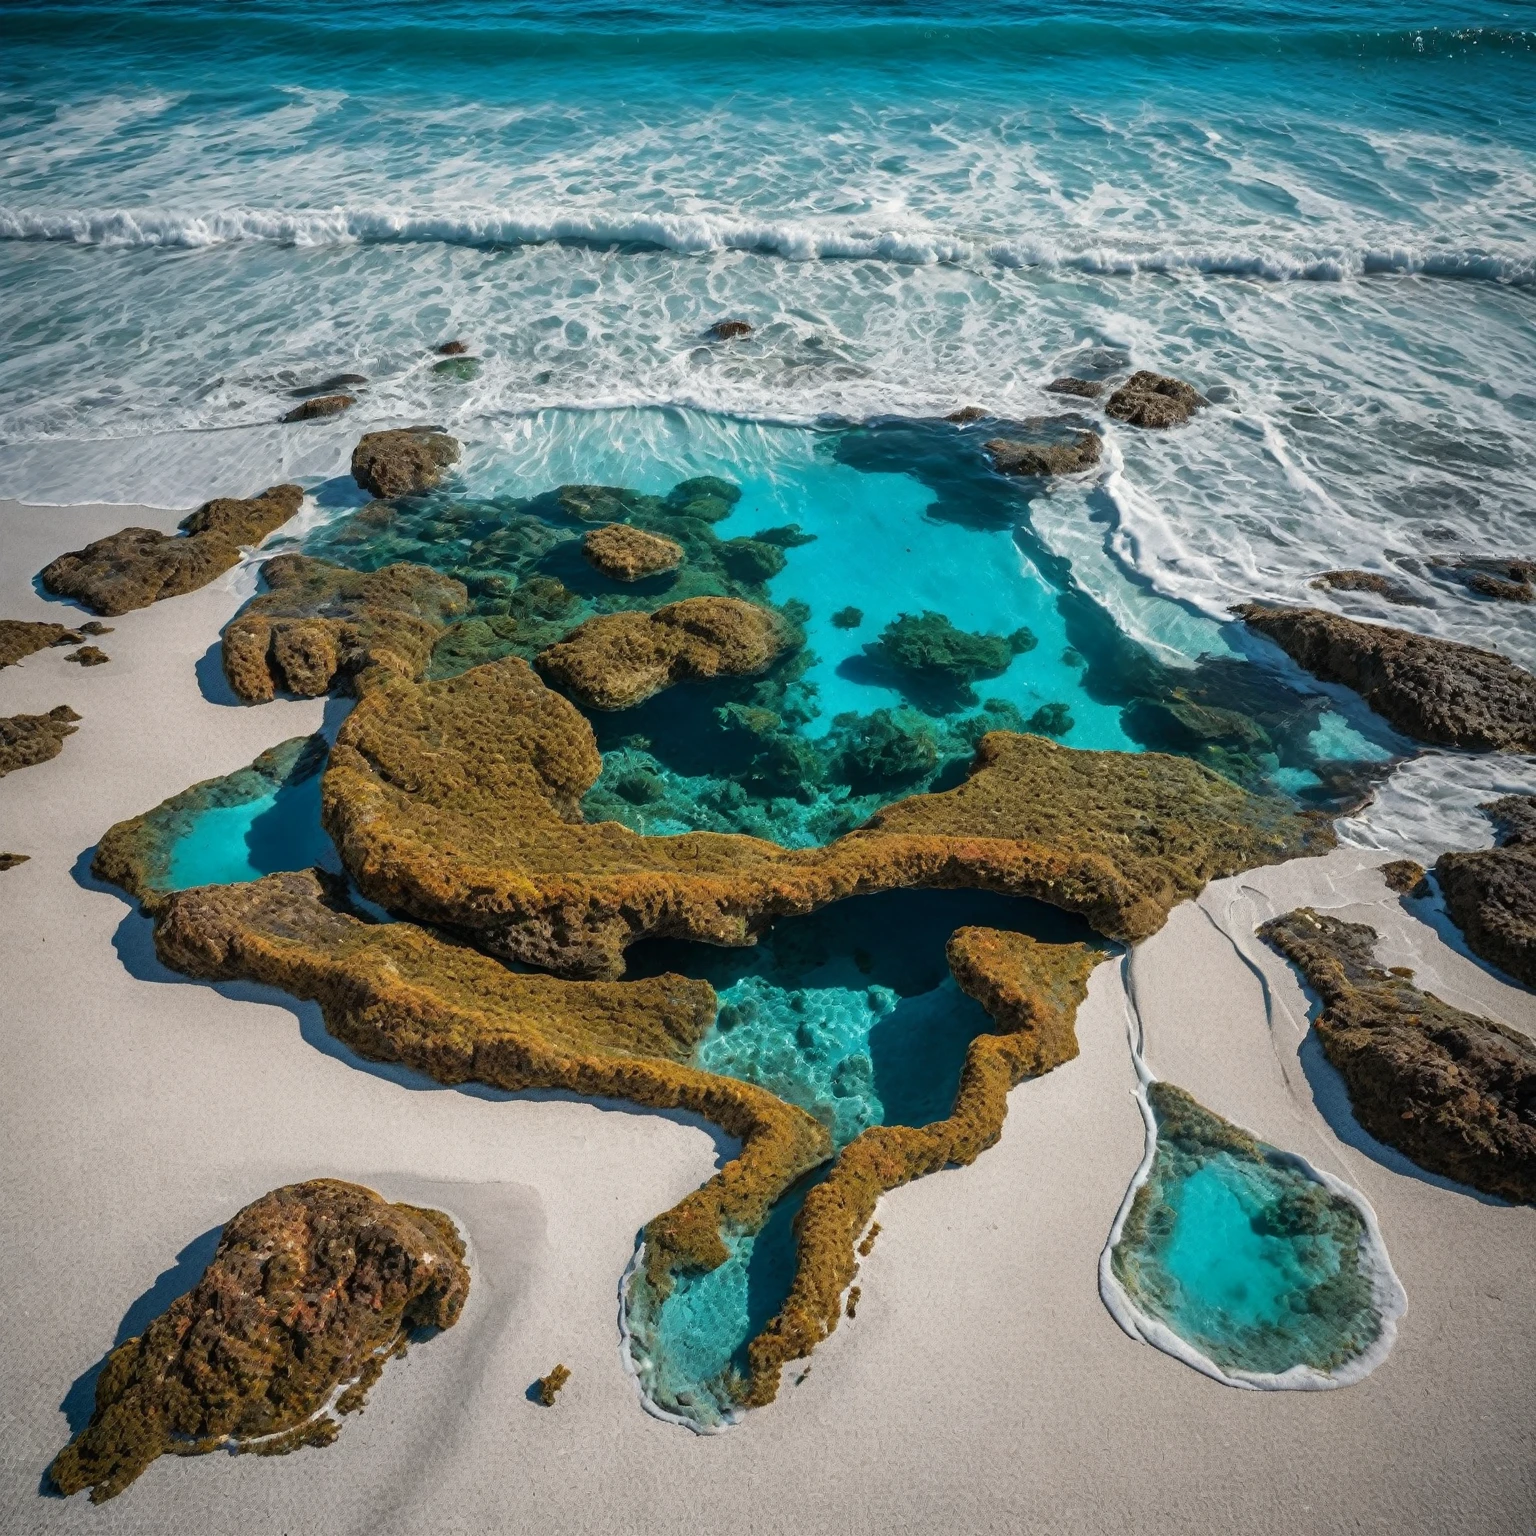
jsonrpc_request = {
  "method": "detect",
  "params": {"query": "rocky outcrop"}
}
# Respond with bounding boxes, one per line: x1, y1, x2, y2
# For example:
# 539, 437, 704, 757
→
1236, 602, 1536, 752
222, 555, 469, 702
282, 392, 354, 423
1260, 908, 1535, 1202
582, 522, 684, 582
1380, 859, 1427, 896
350, 428, 461, 498
946, 406, 987, 424
984, 426, 1102, 477
320, 656, 1331, 978
0, 619, 83, 666
39, 485, 304, 616
1044, 377, 1104, 399
0, 853, 28, 871
1105, 371, 1205, 428
1436, 795, 1536, 989
49, 1179, 469, 1503
867, 610, 1035, 707
534, 597, 786, 710
1312, 569, 1427, 607
1436, 557, 1534, 603
66, 645, 108, 666
707, 319, 753, 340
741, 930, 1101, 1404
0, 704, 80, 777
436, 340, 468, 355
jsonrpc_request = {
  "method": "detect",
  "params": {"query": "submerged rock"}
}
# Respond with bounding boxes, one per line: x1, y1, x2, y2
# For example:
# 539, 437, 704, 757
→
436, 339, 469, 355
0, 619, 83, 666
1044, 376, 1104, 399
1104, 370, 1207, 428
707, 319, 753, 340
49, 1179, 470, 1503
868, 610, 1034, 707
65, 645, 109, 666
350, 428, 461, 498
1260, 907, 1536, 1202
984, 424, 1102, 477
1438, 556, 1535, 603
432, 356, 481, 381
281, 392, 354, 423
1435, 795, 1536, 989
290, 373, 367, 397
1312, 569, 1428, 607
39, 485, 303, 616
1237, 602, 1536, 752
222, 555, 469, 702
535, 597, 787, 710
583, 522, 684, 581
320, 656, 1331, 978
831, 606, 863, 630
0, 704, 80, 777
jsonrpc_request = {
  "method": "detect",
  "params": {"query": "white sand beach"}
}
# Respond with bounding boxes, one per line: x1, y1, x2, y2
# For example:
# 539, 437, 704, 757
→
1, 495, 1532, 1535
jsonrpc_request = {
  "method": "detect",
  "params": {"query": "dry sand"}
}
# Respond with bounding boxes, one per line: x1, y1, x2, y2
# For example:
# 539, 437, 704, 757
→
1, 497, 1532, 1535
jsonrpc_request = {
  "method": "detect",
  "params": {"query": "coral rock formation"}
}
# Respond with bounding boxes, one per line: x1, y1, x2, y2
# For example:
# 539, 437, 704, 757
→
350, 428, 461, 498
583, 522, 685, 582
1380, 859, 1427, 896
0, 704, 80, 777
49, 1179, 469, 1503
1435, 795, 1536, 989
66, 645, 109, 666
984, 426, 1102, 477
1437, 556, 1535, 603
39, 485, 304, 616
536, 1365, 571, 1405
0, 619, 85, 666
436, 340, 469, 355
535, 597, 786, 710
1104, 371, 1206, 428
707, 319, 753, 340
1237, 602, 1536, 752
1312, 570, 1427, 607
222, 555, 469, 702
282, 392, 354, 423
0, 852, 28, 871
1044, 376, 1104, 399
1260, 908, 1535, 1202
321, 655, 1331, 978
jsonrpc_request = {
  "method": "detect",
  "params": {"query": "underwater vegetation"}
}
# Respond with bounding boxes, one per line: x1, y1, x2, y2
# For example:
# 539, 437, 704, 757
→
1106, 1083, 1402, 1385
865, 610, 1038, 710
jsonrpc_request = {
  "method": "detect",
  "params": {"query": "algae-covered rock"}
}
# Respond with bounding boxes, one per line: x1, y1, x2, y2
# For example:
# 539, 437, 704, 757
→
321, 655, 1331, 977
222, 555, 469, 702
707, 319, 753, 340
0, 619, 84, 666
1260, 907, 1536, 1202
831, 606, 863, 630
535, 597, 786, 710
1237, 602, 1536, 752
984, 426, 1102, 477
351, 428, 461, 498
39, 485, 303, 616
0, 852, 28, 871
1044, 376, 1104, 399
1380, 859, 1427, 896
535, 1365, 571, 1405
1435, 795, 1536, 989
282, 392, 354, 423
868, 610, 1033, 707
1312, 569, 1428, 607
1436, 556, 1535, 604
49, 1179, 470, 1503
0, 704, 80, 777
1104, 371, 1206, 428
583, 522, 684, 582
66, 645, 109, 666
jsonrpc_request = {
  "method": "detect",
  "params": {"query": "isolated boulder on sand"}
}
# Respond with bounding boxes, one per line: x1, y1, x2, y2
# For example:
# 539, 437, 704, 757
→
0, 704, 81, 777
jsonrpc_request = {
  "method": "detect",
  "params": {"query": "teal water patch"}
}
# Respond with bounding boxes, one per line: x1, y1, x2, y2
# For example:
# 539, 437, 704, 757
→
1106, 1081, 1401, 1383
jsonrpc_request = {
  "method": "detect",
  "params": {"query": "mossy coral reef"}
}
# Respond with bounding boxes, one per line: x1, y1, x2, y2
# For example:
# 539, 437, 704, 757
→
321, 654, 1332, 979
1260, 908, 1535, 1202
0, 619, 87, 667
350, 428, 461, 498
583, 522, 684, 581
0, 703, 80, 777
39, 485, 303, 616
50, 1179, 469, 1503
1434, 795, 1536, 990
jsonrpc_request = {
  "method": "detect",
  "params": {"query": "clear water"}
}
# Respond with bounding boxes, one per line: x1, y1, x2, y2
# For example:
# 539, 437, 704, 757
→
164, 771, 334, 889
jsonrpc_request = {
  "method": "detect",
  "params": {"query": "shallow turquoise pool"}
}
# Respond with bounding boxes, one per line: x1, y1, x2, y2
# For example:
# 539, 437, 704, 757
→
165, 771, 334, 890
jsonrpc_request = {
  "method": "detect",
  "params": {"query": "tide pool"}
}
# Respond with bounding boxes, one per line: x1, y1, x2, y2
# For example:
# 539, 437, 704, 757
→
165, 772, 333, 890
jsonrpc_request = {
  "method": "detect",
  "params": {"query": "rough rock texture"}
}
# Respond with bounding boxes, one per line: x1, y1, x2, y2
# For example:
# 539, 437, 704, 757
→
282, 393, 354, 423
984, 427, 1102, 477
1104, 371, 1206, 428
1438, 556, 1535, 603
1380, 858, 1427, 896
321, 656, 1332, 978
0, 704, 80, 777
222, 555, 469, 703
0, 619, 83, 666
1436, 795, 1536, 990
1312, 569, 1427, 607
49, 1179, 470, 1503
707, 319, 753, 340
582, 522, 684, 582
535, 1365, 571, 1406
740, 930, 1102, 1404
1260, 908, 1535, 1202
1044, 376, 1104, 399
66, 645, 109, 666
350, 429, 461, 498
39, 485, 304, 616
436, 340, 468, 355
0, 852, 28, 871
1237, 602, 1536, 752
534, 597, 786, 710
945, 406, 987, 424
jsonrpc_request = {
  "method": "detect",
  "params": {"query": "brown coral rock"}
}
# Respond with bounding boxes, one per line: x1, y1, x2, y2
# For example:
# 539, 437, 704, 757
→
1436, 795, 1536, 990
984, 427, 1102, 477
1104, 370, 1206, 428
741, 930, 1102, 1402
1260, 908, 1535, 1202
1312, 569, 1427, 607
350, 428, 461, 498
536, 1364, 571, 1405
0, 619, 82, 666
1237, 602, 1536, 752
49, 1178, 470, 1503
707, 319, 753, 340
0, 852, 28, 871
1044, 376, 1104, 399
1380, 859, 1427, 896
66, 645, 109, 666
946, 405, 987, 424
282, 392, 354, 423
583, 522, 684, 582
535, 596, 785, 710
0, 703, 80, 777
321, 656, 1330, 978
221, 555, 469, 702
38, 485, 303, 616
